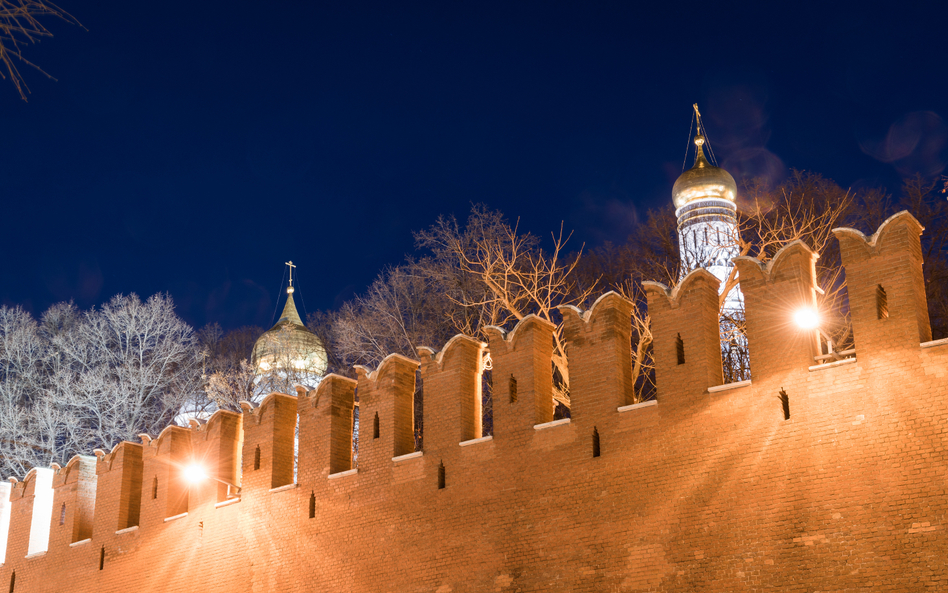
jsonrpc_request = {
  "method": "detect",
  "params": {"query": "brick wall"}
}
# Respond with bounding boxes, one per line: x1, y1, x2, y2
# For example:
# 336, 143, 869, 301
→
1, 211, 946, 592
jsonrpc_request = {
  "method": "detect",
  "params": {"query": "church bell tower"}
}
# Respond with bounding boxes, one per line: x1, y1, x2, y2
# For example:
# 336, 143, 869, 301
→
672, 105, 742, 313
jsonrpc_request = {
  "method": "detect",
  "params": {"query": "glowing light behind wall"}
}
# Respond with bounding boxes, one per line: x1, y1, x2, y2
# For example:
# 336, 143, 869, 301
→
793, 308, 821, 330
0, 481, 11, 564
27, 468, 54, 556
183, 465, 208, 484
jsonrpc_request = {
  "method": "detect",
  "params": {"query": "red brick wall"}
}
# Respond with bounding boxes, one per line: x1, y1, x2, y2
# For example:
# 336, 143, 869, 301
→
1, 211, 947, 592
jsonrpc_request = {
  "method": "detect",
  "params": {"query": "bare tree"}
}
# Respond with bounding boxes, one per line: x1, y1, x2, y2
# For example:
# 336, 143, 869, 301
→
854, 175, 948, 339
196, 324, 263, 413
323, 205, 594, 434
329, 265, 455, 370
737, 172, 948, 347
0, 293, 202, 477
324, 207, 529, 371
0, 305, 67, 476
414, 205, 596, 408
0, 0, 79, 100
202, 358, 256, 412
572, 209, 677, 402
726, 173, 853, 346
48, 294, 202, 450
575, 171, 863, 392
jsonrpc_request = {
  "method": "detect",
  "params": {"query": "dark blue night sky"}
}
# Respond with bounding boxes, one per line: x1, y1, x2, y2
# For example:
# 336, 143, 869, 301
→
1, 1, 945, 330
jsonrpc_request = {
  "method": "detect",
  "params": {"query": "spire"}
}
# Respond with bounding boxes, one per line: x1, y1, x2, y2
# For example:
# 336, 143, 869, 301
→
278, 261, 304, 326
252, 262, 327, 375
691, 133, 710, 169
672, 105, 737, 209
691, 103, 710, 169
277, 292, 304, 326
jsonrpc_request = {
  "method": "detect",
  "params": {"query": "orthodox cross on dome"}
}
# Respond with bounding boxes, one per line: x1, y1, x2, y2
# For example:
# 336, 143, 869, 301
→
693, 104, 705, 149
285, 260, 296, 294
690, 102, 717, 166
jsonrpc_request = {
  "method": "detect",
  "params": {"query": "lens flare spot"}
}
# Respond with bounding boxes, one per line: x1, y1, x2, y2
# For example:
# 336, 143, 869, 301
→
793, 308, 820, 330
183, 465, 208, 484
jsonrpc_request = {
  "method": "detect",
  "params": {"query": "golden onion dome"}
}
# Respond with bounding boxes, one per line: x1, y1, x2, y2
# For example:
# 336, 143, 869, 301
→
672, 134, 737, 210
251, 289, 328, 376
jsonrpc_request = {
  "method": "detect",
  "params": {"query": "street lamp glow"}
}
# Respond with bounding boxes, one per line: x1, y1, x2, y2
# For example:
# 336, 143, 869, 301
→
793, 308, 820, 330
183, 464, 208, 484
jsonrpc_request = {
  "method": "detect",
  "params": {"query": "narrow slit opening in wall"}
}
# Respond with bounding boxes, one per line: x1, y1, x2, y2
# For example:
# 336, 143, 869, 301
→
352, 399, 360, 466
414, 370, 424, 452
676, 334, 685, 365
294, 412, 300, 483
779, 388, 790, 420
592, 427, 601, 458
59, 503, 66, 526
152, 476, 158, 500
309, 491, 316, 519
481, 365, 493, 437
9, 571, 13, 593
437, 461, 445, 489
254, 445, 261, 471
721, 309, 751, 384
99, 547, 105, 570
509, 374, 517, 404
373, 412, 380, 439
552, 364, 571, 420
876, 284, 889, 319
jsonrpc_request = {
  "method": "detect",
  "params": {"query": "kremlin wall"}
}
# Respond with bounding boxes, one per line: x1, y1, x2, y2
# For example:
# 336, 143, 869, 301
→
0, 211, 947, 592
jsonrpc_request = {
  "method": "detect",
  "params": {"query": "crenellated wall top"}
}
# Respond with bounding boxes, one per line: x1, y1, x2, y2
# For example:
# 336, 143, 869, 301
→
417, 334, 486, 370
483, 314, 556, 351
642, 268, 719, 309
733, 240, 818, 284
833, 210, 924, 260
312, 373, 357, 398
558, 291, 633, 324
1, 208, 946, 593
354, 352, 420, 383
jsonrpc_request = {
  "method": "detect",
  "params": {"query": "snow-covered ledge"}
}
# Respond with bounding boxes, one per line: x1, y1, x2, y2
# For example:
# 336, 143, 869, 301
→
214, 497, 241, 508
328, 468, 358, 480
114, 526, 139, 535
708, 380, 752, 393
921, 337, 948, 349
269, 483, 298, 494
164, 512, 187, 523
69, 538, 92, 547
392, 451, 423, 463
534, 418, 570, 430
618, 400, 657, 413
809, 357, 857, 372
460, 435, 493, 447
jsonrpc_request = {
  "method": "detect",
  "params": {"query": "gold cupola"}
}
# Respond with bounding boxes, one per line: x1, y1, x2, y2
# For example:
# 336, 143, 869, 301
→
672, 132, 737, 210
251, 262, 328, 377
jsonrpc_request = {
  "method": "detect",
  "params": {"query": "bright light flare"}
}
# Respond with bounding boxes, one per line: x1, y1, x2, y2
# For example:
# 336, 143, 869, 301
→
183, 464, 208, 484
793, 308, 820, 330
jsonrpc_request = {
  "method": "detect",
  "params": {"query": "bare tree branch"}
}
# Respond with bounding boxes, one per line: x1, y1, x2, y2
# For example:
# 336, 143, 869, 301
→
0, 0, 80, 100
